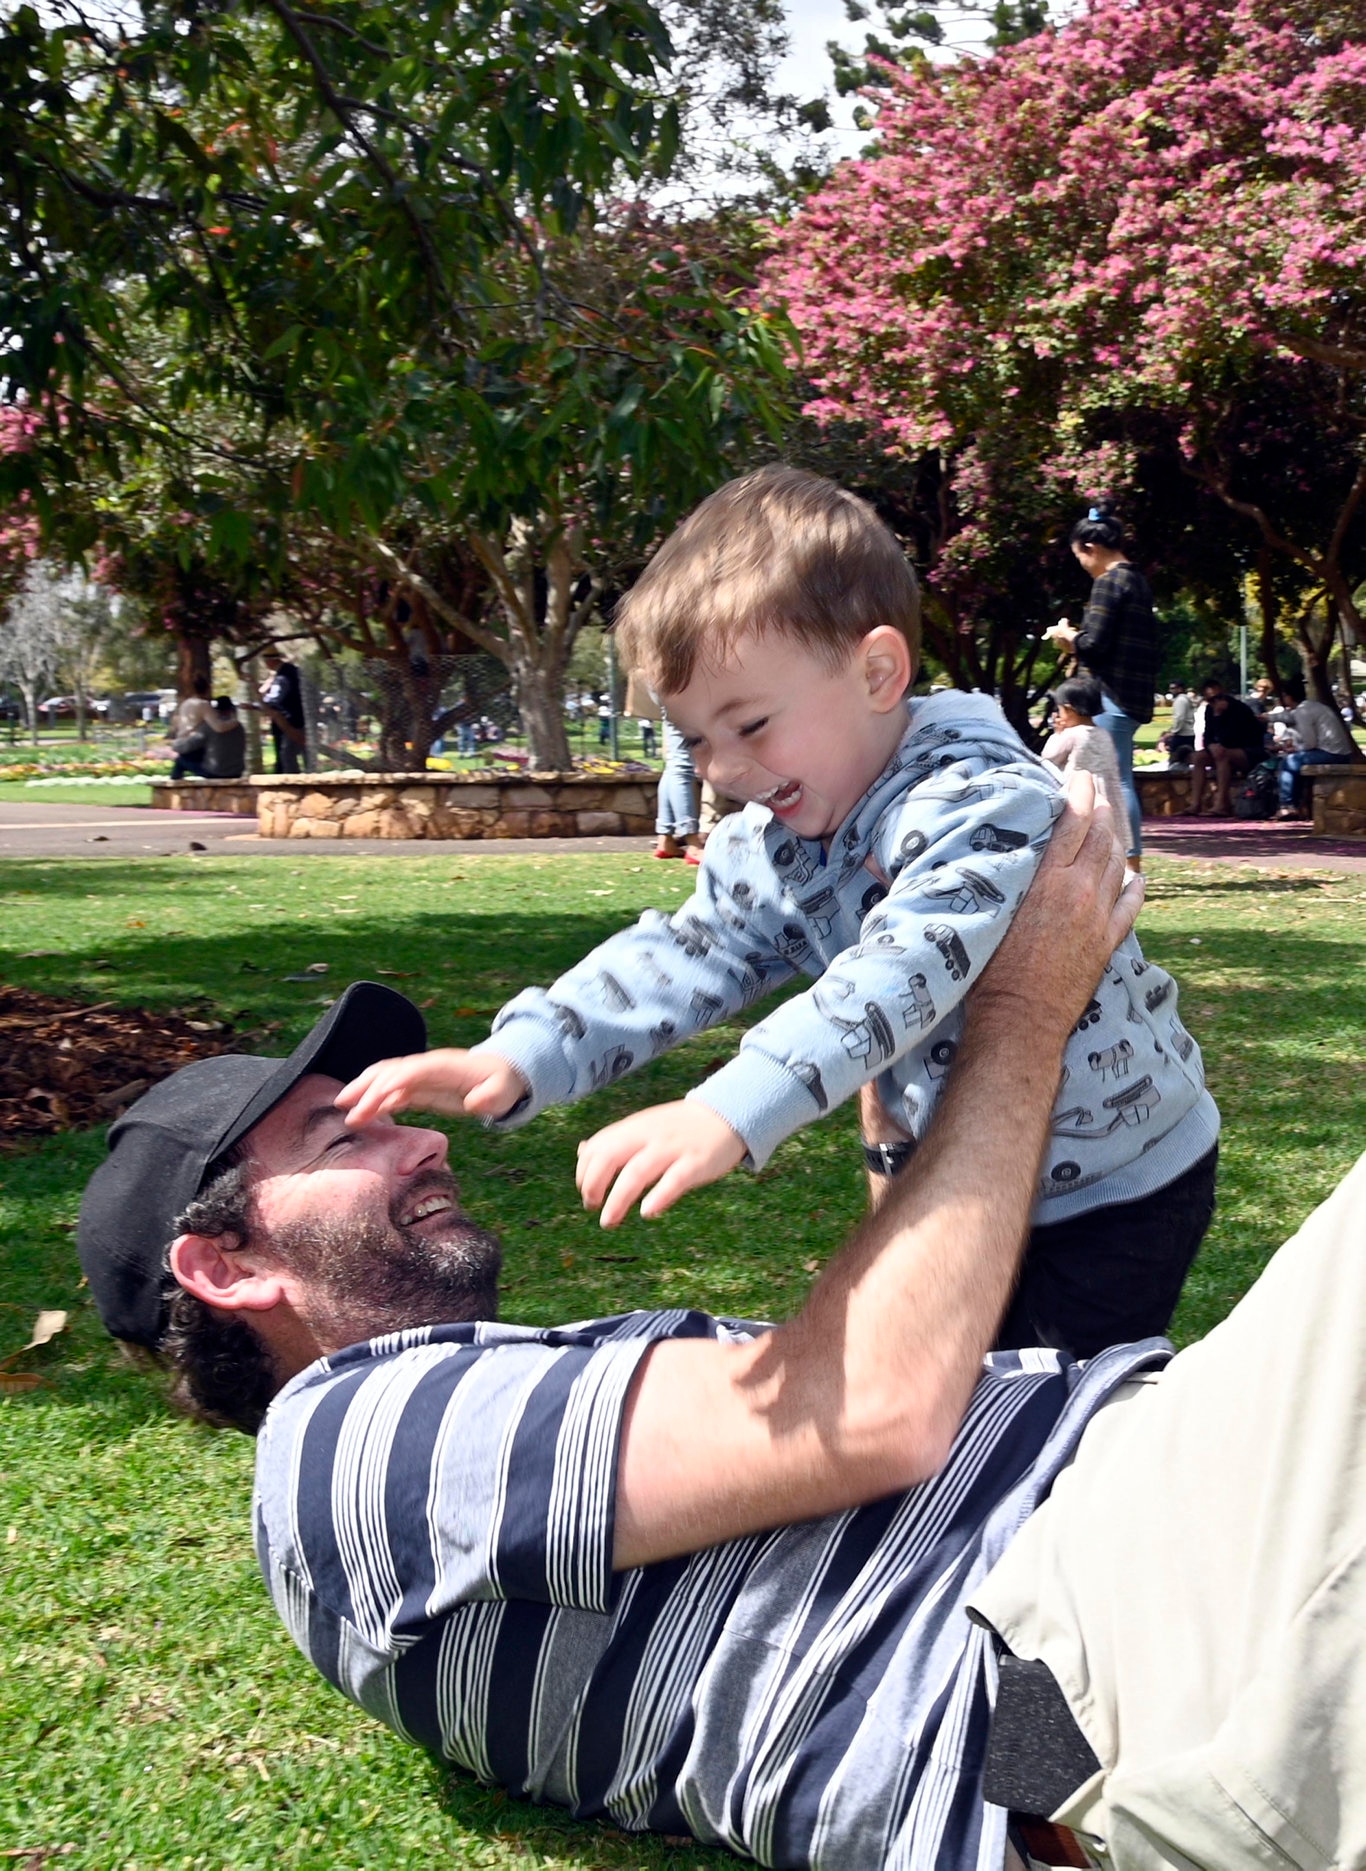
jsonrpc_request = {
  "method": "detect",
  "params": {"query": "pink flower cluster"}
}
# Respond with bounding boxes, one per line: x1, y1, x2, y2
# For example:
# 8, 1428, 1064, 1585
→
769, 0, 1366, 466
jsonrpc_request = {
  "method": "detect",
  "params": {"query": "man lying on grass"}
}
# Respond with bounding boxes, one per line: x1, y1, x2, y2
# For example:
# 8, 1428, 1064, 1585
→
79, 781, 1366, 1871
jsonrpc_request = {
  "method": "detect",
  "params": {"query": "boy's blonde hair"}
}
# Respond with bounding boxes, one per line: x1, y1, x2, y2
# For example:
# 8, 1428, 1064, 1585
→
615, 465, 921, 695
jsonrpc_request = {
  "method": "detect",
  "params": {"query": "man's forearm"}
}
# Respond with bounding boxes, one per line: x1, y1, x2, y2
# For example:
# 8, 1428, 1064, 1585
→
613, 778, 1137, 1569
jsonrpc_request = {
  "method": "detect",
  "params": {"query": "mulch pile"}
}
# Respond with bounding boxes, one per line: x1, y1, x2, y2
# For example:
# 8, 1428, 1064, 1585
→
0, 986, 258, 1142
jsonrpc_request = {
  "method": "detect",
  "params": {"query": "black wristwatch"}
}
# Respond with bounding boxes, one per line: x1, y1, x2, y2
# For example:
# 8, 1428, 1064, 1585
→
861, 1139, 916, 1177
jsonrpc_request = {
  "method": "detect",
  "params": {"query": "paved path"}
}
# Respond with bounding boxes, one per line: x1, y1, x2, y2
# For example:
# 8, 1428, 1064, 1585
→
1142, 816, 1366, 874
2, 800, 1362, 872
0, 799, 655, 861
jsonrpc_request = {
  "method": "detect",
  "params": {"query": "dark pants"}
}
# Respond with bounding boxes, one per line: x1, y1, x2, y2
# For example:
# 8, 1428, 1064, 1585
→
272, 728, 302, 774
996, 1146, 1218, 1359
170, 752, 207, 781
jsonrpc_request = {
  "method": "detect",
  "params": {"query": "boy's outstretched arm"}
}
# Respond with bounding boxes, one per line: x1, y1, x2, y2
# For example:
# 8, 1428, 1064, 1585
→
335, 1048, 527, 1125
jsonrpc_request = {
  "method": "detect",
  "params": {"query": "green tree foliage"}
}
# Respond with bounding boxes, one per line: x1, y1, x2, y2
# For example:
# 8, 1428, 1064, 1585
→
0, 0, 790, 764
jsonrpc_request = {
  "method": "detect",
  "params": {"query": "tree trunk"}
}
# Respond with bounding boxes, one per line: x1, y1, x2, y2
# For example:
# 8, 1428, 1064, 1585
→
241, 656, 263, 771
1255, 550, 1281, 687
177, 633, 211, 700
514, 656, 573, 769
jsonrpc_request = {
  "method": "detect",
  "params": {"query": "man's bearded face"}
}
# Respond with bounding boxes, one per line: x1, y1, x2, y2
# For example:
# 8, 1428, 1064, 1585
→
263, 1163, 503, 1346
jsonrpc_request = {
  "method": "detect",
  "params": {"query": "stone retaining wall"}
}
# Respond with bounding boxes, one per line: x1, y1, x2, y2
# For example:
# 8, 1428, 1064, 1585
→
150, 779, 260, 817
150, 772, 658, 839
1133, 768, 1192, 816
1311, 768, 1366, 838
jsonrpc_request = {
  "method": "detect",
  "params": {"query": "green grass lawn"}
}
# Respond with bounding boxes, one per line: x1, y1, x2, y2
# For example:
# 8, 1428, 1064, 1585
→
0, 780, 158, 806
2, 850, 1364, 1869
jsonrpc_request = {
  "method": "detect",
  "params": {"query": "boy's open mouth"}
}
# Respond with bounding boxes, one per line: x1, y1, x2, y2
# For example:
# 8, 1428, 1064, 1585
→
757, 779, 803, 815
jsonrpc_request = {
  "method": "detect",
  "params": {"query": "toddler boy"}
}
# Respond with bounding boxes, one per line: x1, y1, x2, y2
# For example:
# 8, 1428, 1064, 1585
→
339, 468, 1219, 1356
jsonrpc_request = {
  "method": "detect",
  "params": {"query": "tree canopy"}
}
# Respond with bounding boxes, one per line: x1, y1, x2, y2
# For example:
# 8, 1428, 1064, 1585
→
1, 0, 790, 762
769, 0, 1366, 712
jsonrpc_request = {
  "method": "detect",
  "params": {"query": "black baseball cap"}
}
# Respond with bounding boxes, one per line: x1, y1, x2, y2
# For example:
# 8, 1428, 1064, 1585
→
77, 982, 427, 1350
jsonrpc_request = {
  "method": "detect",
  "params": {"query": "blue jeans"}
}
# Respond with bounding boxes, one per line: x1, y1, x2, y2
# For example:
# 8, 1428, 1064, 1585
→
1095, 700, 1142, 857
1279, 747, 1352, 810
656, 721, 699, 836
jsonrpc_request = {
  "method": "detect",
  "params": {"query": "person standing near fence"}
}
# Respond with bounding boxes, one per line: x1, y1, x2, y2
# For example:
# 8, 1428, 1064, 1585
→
1047, 507, 1156, 872
654, 713, 702, 861
258, 653, 307, 774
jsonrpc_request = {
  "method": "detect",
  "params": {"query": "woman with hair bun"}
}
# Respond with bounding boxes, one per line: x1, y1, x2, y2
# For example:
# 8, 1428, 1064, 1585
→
1046, 505, 1156, 870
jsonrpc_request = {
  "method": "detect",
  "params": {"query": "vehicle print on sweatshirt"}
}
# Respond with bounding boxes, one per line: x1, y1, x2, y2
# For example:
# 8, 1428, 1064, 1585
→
595, 970, 636, 1012
547, 1000, 587, 1041
924, 922, 971, 981
920, 867, 1007, 919
589, 1045, 634, 1089
1052, 1075, 1161, 1138
1087, 1039, 1135, 1082
968, 823, 1029, 854
789, 1058, 829, 1112
924, 1037, 957, 1082
899, 973, 937, 1032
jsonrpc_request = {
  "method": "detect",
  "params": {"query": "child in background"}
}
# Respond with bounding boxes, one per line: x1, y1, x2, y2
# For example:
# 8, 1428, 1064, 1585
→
1041, 676, 1126, 813
339, 467, 1219, 1357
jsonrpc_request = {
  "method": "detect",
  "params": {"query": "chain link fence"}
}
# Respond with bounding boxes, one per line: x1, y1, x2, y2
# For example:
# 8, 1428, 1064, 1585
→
301, 652, 517, 771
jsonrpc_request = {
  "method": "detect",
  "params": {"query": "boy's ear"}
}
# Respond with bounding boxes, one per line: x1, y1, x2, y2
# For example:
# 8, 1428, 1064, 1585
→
861, 626, 914, 712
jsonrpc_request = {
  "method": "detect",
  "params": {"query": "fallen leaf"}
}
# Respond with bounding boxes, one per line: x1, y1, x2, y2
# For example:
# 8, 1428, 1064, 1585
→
188, 840, 206, 852
18, 950, 60, 959
95, 1079, 148, 1110
419, 996, 437, 1009
304, 961, 329, 974
803, 1258, 821, 1274
4, 1527, 13, 1544
0, 1372, 42, 1394
374, 970, 413, 979
125, 918, 145, 929
453, 1006, 482, 1017
25, 1311, 66, 1351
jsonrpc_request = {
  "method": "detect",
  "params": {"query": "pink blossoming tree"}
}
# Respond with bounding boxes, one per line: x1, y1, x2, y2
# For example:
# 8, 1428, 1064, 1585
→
770, 0, 1366, 714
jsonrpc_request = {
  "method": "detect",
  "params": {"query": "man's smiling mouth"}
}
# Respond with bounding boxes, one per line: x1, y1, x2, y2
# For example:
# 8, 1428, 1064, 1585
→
400, 1192, 456, 1228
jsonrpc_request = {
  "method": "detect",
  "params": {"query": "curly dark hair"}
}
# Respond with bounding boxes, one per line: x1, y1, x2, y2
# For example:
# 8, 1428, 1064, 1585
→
160, 1153, 279, 1437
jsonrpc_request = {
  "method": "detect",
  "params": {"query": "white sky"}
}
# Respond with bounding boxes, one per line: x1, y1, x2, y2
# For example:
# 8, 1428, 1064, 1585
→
773, 0, 997, 147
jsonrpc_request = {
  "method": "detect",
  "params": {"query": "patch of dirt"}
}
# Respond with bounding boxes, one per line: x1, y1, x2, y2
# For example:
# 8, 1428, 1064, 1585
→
0, 986, 266, 1141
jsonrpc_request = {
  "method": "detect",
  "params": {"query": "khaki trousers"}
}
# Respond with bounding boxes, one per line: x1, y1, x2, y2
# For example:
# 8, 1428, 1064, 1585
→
971, 1150, 1366, 1870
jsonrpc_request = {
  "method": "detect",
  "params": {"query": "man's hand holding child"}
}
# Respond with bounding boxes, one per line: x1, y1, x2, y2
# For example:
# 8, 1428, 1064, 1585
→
336, 1048, 527, 1125
576, 1103, 746, 1227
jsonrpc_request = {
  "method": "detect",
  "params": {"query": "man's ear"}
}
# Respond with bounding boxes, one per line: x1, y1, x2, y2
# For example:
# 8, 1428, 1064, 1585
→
861, 626, 914, 712
170, 1233, 292, 1315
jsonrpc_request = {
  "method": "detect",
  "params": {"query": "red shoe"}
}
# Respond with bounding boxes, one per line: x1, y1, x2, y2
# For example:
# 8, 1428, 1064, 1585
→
684, 848, 703, 865
654, 841, 680, 860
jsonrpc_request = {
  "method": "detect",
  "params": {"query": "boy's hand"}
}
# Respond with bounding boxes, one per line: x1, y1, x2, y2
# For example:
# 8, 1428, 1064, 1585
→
335, 1048, 527, 1126
577, 1103, 746, 1228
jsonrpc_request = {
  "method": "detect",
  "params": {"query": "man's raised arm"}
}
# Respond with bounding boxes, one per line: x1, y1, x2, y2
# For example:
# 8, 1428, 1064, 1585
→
613, 776, 1140, 1570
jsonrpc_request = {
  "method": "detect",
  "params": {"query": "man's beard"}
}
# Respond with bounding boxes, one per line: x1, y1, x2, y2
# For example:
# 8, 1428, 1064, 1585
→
270, 1169, 503, 1350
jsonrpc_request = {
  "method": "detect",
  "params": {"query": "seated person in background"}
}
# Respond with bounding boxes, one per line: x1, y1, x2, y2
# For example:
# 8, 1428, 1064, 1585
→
1156, 680, 1195, 765
1186, 679, 1266, 816
1246, 675, 1277, 717
1264, 687, 1357, 818
1040, 676, 1126, 809
75, 803, 1366, 1871
339, 466, 1219, 1361
168, 673, 212, 743
171, 697, 246, 781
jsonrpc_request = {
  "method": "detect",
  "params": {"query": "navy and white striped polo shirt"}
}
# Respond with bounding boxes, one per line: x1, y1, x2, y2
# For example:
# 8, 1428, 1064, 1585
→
253, 1310, 1166, 1869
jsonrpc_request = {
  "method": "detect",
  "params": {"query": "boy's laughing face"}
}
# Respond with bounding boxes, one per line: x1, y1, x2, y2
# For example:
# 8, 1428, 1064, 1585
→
662, 626, 913, 844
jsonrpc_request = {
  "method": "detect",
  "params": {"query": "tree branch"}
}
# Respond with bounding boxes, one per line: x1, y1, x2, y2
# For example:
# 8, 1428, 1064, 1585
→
365, 535, 507, 663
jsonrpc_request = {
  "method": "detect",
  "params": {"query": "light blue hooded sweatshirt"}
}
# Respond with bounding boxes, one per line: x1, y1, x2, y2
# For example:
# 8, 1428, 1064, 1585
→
476, 691, 1218, 1219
